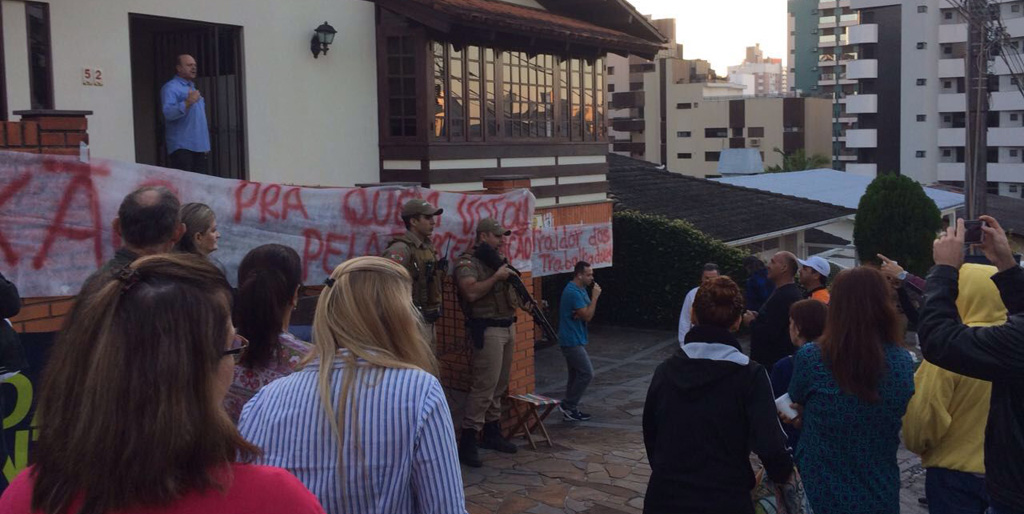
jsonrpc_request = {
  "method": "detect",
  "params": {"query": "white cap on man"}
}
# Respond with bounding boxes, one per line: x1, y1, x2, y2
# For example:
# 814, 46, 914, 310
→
797, 256, 831, 278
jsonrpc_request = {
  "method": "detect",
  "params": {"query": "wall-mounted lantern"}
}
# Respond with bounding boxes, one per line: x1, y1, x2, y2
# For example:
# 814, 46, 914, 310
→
311, 22, 337, 59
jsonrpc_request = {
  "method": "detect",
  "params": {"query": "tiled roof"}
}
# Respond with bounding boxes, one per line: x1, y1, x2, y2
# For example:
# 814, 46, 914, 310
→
805, 228, 850, 246
931, 184, 1024, 238
398, 0, 663, 55
607, 154, 855, 244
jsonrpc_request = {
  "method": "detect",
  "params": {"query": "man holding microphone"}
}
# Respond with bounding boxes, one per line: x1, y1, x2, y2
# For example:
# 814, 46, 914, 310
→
161, 54, 210, 174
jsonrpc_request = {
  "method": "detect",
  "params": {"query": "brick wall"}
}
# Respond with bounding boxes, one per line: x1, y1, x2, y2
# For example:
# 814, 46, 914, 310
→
2, 110, 92, 333
2, 110, 90, 156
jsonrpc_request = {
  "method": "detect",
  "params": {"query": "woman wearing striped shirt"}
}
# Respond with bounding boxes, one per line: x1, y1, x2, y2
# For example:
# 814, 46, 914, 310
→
239, 256, 467, 514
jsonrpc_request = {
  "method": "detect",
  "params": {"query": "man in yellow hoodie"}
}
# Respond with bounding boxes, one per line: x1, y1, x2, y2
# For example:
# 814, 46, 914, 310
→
904, 263, 1006, 514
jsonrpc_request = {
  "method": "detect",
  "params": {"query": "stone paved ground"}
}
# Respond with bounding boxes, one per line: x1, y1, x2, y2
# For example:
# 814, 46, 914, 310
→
457, 325, 928, 514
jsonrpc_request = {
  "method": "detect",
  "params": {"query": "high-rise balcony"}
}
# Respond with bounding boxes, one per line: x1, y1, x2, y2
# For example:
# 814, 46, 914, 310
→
939, 24, 968, 44
938, 58, 965, 78
611, 119, 646, 133
988, 127, 1024, 147
845, 94, 877, 114
612, 141, 646, 154
848, 24, 878, 45
845, 163, 877, 177
819, 34, 850, 46
846, 128, 877, 148
938, 93, 966, 112
937, 162, 964, 181
610, 91, 645, 109
938, 128, 965, 146
846, 59, 878, 79
991, 92, 1024, 111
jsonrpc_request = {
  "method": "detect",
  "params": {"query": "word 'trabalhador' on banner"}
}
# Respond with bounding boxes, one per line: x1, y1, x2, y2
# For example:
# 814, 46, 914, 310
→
530, 223, 613, 278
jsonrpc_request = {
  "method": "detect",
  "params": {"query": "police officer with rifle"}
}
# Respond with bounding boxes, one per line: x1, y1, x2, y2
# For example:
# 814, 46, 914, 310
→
454, 218, 534, 467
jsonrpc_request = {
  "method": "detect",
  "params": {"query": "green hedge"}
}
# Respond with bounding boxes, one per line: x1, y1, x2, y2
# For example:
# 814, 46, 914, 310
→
543, 211, 748, 330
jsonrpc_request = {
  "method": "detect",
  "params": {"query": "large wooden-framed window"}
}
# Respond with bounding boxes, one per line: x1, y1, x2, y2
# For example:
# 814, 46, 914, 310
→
26, 2, 54, 110
502, 52, 555, 138
384, 34, 607, 144
386, 35, 418, 138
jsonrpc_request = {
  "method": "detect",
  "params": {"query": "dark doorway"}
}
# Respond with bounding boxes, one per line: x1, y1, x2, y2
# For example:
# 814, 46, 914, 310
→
129, 14, 247, 179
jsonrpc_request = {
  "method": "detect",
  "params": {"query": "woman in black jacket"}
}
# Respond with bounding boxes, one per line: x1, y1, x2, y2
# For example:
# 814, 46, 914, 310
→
1, 272, 26, 376
643, 276, 793, 514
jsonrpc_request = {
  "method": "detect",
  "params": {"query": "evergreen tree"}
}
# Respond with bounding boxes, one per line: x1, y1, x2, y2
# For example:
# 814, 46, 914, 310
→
853, 174, 942, 275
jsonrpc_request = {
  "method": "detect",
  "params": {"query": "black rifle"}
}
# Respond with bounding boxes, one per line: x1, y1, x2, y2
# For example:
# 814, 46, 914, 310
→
473, 243, 559, 344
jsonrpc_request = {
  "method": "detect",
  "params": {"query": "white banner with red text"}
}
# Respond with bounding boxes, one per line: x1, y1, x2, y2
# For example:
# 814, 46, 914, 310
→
0, 151, 539, 297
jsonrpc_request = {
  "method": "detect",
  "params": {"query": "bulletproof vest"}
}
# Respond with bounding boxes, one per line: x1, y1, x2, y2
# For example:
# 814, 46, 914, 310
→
389, 233, 442, 312
458, 249, 515, 320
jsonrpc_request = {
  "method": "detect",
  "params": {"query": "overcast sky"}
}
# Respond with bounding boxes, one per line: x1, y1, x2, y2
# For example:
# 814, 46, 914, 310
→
626, 0, 788, 75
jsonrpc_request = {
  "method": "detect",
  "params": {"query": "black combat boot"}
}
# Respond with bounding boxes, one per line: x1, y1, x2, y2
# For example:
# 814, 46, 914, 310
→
458, 428, 482, 467
479, 421, 518, 454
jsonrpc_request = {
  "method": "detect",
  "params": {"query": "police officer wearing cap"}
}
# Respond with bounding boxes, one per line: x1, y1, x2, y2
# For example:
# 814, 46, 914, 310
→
383, 199, 446, 340
455, 217, 521, 467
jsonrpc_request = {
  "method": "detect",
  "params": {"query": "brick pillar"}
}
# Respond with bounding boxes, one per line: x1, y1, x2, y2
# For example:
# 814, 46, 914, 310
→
3, 110, 92, 332
12, 110, 91, 156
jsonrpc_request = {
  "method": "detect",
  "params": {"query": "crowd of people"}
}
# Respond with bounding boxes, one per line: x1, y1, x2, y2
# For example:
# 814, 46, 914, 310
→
653, 217, 1023, 514
0, 182, 1022, 514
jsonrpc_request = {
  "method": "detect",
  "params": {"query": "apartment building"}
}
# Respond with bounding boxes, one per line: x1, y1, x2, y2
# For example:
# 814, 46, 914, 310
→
610, 55, 832, 178
608, 55, 717, 163
788, 0, 864, 169
607, 17, 683, 146
843, 0, 1024, 198
728, 44, 787, 96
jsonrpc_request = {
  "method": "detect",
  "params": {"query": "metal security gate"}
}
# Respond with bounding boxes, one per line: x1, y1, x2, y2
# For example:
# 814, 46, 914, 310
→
130, 15, 247, 179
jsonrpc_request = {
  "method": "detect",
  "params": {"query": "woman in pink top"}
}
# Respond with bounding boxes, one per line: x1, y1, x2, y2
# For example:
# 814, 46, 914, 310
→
224, 244, 311, 422
0, 254, 323, 514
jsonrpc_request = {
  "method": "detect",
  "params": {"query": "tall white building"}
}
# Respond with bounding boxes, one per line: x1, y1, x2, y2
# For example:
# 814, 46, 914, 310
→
727, 44, 787, 96
846, 0, 1024, 198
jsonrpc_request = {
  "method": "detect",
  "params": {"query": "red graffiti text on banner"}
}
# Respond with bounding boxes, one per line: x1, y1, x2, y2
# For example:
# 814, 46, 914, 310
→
32, 159, 109, 270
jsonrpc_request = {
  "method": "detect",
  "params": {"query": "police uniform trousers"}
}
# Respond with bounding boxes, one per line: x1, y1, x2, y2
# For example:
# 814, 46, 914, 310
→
462, 324, 516, 431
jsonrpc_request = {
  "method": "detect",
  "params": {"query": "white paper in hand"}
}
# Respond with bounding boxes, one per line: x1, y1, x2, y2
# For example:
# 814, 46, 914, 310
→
775, 393, 799, 420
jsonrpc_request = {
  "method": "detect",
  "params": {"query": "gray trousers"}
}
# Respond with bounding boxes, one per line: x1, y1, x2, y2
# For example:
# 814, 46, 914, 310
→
561, 344, 593, 410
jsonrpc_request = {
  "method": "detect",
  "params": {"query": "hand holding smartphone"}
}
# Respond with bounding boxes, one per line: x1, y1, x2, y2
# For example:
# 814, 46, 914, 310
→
963, 219, 986, 245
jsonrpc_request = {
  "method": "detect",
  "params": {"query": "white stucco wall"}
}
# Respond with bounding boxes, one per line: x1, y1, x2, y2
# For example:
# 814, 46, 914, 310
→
3, 0, 379, 187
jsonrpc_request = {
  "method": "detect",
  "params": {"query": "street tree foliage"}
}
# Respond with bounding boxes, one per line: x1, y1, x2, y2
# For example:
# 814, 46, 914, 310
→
853, 173, 942, 275
765, 148, 832, 173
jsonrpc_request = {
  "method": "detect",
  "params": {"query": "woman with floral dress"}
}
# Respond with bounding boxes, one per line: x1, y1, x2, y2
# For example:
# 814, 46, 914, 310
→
224, 244, 311, 422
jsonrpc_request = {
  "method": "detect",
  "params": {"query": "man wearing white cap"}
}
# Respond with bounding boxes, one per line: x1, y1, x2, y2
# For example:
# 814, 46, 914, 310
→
797, 256, 831, 304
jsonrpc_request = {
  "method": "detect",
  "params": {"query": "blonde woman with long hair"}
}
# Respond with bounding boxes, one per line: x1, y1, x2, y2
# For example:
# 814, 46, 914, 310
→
239, 257, 466, 514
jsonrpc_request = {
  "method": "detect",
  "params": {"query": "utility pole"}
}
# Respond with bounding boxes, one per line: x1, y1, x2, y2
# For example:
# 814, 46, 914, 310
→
832, 7, 841, 170
965, 0, 989, 218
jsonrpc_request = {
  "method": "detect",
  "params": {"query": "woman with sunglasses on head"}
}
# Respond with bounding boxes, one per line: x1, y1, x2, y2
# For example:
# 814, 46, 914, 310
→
224, 244, 312, 423
0, 254, 324, 514
239, 256, 466, 514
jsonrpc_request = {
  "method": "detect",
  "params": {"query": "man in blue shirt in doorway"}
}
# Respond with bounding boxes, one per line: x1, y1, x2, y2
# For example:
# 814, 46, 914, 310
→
160, 54, 210, 174
558, 261, 602, 422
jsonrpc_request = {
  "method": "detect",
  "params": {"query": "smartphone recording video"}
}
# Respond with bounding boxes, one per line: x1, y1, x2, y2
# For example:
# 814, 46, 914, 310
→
963, 220, 985, 245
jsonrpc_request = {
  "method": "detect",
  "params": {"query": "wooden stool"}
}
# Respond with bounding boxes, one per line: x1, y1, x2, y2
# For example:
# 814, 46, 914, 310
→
509, 393, 560, 450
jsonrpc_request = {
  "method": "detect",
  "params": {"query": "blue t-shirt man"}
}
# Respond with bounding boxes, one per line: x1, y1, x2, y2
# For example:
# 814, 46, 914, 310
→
556, 262, 601, 421
559, 281, 591, 346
